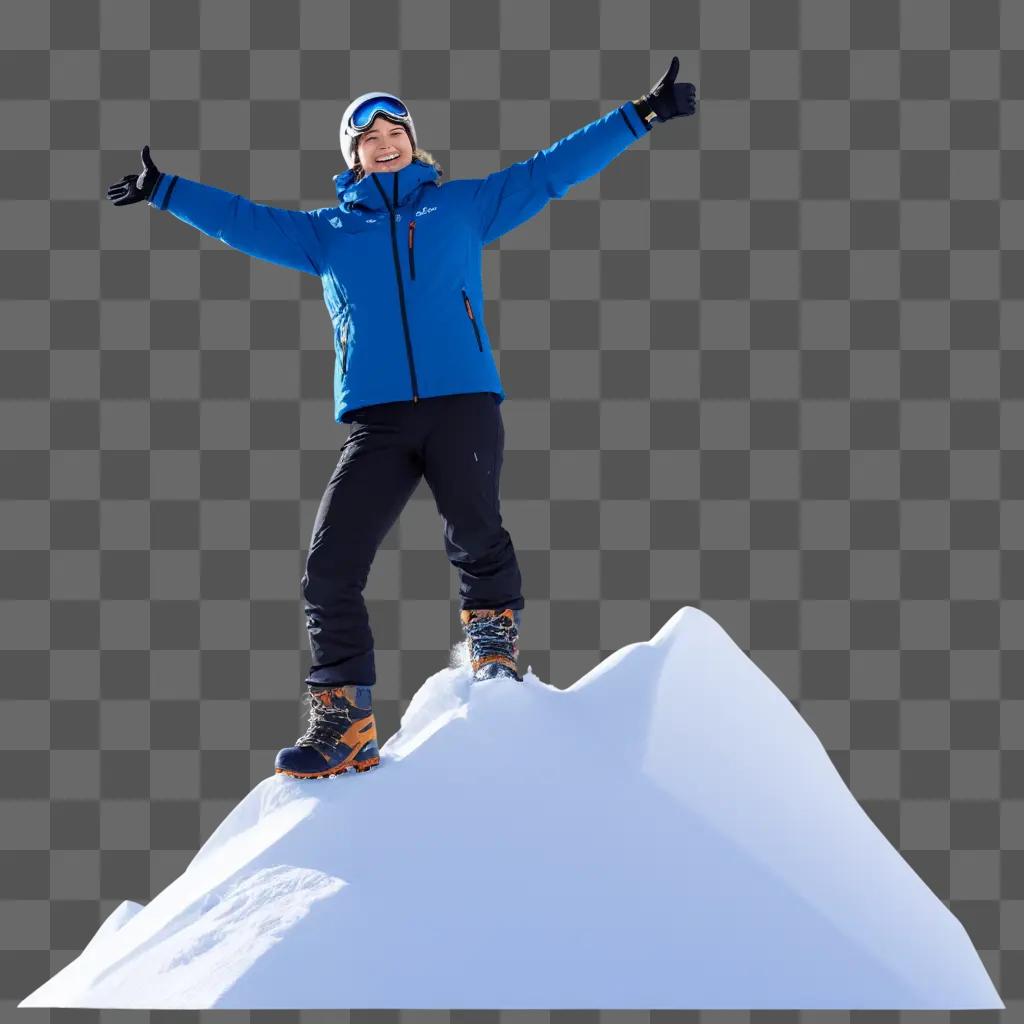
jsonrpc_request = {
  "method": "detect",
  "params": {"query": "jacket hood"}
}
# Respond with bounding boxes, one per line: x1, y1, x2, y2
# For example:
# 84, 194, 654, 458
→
333, 158, 440, 213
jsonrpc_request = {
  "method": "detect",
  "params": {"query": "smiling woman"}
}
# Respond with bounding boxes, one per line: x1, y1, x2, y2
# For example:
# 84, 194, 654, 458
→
352, 118, 445, 184
103, 65, 697, 780
340, 90, 447, 185
357, 119, 412, 170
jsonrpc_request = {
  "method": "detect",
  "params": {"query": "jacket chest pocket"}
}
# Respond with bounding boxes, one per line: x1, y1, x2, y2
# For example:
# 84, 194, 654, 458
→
407, 219, 417, 279
461, 288, 483, 352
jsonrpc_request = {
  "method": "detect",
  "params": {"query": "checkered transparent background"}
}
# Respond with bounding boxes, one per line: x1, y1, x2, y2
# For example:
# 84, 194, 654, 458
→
1, 0, 1023, 1020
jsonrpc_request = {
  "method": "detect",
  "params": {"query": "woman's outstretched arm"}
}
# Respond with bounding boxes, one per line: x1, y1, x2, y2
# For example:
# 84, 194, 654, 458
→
106, 146, 327, 278
469, 56, 696, 246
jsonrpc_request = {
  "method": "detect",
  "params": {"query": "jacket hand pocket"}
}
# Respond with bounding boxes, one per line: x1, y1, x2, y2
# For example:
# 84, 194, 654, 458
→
461, 288, 483, 352
337, 321, 349, 377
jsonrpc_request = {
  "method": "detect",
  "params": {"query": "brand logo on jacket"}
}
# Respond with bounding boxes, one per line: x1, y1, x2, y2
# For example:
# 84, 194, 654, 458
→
415, 205, 438, 217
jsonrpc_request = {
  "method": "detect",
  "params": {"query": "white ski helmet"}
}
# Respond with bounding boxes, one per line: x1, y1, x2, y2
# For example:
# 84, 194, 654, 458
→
339, 91, 418, 170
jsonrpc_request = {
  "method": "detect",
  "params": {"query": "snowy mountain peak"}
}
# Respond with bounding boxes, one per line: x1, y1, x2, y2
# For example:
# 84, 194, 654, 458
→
21, 606, 1004, 1011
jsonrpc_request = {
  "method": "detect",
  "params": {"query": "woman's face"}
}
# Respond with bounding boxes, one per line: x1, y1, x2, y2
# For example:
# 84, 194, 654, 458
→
356, 115, 414, 174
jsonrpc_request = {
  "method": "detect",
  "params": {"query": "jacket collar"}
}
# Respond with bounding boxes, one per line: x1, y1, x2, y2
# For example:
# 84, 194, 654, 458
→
334, 158, 440, 213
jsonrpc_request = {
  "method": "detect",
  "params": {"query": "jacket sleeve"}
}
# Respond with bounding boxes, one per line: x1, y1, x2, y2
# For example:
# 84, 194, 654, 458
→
470, 100, 652, 246
147, 173, 326, 277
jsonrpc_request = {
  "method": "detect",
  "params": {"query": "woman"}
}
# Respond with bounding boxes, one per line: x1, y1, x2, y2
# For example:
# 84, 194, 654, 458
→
106, 58, 697, 781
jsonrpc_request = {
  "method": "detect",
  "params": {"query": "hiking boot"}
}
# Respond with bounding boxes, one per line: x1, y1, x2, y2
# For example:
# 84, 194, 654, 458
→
460, 608, 523, 681
275, 683, 381, 779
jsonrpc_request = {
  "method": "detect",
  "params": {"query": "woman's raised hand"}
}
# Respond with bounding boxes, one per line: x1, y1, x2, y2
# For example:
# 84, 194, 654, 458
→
638, 56, 697, 123
105, 145, 161, 207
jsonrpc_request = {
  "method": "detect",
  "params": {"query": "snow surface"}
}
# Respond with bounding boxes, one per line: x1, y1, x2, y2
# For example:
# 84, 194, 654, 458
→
20, 606, 1004, 1010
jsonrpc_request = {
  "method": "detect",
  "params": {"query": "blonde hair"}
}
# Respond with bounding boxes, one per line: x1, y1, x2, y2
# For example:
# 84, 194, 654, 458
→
351, 129, 445, 184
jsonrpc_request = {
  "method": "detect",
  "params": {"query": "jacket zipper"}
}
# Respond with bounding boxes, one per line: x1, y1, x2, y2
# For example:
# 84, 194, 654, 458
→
462, 288, 483, 351
407, 219, 416, 280
372, 172, 420, 404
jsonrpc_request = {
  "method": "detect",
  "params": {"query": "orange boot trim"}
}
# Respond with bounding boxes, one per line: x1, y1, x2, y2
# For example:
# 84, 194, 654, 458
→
469, 652, 519, 673
460, 608, 517, 626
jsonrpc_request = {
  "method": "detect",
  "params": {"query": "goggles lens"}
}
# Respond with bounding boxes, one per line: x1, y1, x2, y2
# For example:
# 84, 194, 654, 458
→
348, 96, 410, 133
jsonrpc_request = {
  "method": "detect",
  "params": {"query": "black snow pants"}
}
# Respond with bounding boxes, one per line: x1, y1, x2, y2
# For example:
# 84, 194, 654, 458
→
302, 391, 524, 688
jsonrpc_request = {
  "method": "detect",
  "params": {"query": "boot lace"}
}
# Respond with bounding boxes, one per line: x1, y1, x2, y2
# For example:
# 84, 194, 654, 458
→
465, 612, 519, 660
296, 689, 355, 749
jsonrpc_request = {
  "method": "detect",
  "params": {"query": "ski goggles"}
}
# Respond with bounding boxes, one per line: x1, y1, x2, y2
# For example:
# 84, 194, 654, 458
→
345, 96, 411, 136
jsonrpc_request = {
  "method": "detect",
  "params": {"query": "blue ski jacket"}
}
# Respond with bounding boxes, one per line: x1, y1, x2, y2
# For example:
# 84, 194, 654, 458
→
147, 101, 652, 423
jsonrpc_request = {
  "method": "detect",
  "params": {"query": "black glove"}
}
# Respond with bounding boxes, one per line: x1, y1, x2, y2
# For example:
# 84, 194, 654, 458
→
633, 57, 697, 129
105, 145, 161, 206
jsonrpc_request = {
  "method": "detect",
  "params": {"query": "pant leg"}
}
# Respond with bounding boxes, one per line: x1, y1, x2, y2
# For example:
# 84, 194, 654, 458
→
421, 392, 524, 612
302, 405, 424, 687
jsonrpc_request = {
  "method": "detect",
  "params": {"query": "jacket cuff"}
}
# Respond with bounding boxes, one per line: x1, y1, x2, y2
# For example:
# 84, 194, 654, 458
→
622, 99, 653, 137
148, 171, 179, 210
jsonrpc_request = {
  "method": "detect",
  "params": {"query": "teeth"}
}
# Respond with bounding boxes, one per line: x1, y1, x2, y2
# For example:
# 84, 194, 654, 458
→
378, 154, 397, 162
